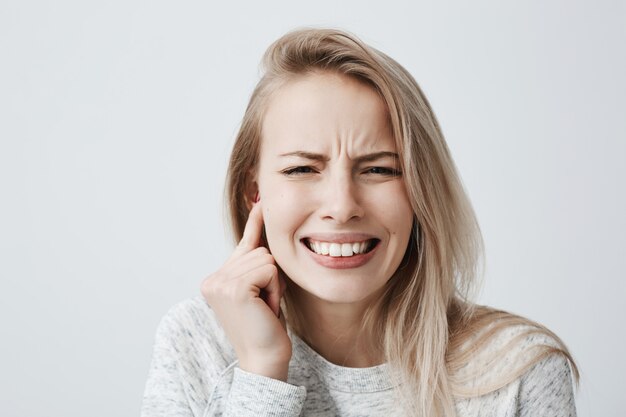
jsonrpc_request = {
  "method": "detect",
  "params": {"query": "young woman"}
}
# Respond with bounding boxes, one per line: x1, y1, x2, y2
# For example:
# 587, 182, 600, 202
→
141, 28, 579, 417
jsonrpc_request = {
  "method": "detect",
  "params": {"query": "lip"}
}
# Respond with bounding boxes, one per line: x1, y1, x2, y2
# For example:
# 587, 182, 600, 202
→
301, 238, 380, 269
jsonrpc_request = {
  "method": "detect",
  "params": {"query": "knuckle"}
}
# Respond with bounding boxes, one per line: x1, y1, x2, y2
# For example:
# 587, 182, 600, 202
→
252, 246, 269, 255
206, 279, 240, 302
263, 263, 278, 277
200, 272, 227, 296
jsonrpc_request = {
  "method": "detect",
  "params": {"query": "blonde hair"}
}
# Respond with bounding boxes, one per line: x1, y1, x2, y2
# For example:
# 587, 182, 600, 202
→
223, 27, 579, 416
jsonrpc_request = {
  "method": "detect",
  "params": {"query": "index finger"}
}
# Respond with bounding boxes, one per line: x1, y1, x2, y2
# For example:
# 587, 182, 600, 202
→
236, 201, 265, 253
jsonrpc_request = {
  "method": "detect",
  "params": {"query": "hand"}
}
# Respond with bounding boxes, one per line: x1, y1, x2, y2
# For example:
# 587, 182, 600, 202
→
200, 200, 291, 381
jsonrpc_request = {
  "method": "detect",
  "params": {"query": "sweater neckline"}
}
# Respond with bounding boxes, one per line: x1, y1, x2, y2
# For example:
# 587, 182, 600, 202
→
288, 327, 397, 393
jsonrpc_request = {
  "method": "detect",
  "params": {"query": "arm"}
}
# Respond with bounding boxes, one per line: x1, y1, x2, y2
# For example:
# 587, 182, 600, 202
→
140, 301, 306, 417
517, 353, 577, 417
224, 367, 306, 416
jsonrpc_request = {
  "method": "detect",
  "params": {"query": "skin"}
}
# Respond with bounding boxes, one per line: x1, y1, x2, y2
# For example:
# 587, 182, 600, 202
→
202, 71, 414, 380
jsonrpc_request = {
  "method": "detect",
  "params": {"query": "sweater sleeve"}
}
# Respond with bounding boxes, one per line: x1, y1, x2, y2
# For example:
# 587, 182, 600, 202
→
141, 299, 307, 417
517, 353, 577, 417
224, 368, 307, 416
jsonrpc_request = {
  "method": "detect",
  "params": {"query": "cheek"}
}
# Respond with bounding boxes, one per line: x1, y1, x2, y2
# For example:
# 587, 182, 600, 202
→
262, 186, 312, 241
377, 184, 413, 239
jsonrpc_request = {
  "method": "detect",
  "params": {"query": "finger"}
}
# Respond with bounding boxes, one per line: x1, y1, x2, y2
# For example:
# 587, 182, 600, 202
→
241, 263, 281, 317
264, 269, 282, 318
239, 202, 264, 250
224, 251, 275, 282
231, 202, 265, 258
224, 245, 271, 269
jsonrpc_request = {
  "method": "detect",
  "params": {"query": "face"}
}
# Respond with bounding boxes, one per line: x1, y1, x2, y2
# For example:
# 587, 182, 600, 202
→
255, 71, 414, 306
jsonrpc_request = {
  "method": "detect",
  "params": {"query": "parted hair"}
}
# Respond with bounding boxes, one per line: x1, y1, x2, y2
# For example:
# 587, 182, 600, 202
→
223, 27, 579, 416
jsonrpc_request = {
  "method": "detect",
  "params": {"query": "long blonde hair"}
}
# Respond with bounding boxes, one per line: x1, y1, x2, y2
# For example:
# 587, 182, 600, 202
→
224, 27, 579, 416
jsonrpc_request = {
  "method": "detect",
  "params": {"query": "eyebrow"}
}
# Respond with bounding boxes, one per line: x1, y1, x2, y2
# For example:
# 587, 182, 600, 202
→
279, 151, 399, 163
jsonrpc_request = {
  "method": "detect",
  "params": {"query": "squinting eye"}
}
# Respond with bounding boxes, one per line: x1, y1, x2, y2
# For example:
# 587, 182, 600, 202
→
282, 166, 316, 176
366, 167, 402, 176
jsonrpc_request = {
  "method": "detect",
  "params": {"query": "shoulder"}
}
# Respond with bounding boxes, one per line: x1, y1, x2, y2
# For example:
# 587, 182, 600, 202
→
520, 352, 574, 389
451, 307, 577, 397
158, 295, 218, 328
454, 348, 577, 417
515, 347, 577, 416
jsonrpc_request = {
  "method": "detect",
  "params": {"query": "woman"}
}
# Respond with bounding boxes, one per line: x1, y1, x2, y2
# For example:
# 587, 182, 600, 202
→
141, 28, 579, 417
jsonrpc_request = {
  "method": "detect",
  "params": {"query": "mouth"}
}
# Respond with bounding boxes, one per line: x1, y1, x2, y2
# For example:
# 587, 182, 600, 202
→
300, 238, 381, 257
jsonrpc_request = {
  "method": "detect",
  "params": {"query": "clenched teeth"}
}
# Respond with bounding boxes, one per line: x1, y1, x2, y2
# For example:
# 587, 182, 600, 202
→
304, 239, 378, 257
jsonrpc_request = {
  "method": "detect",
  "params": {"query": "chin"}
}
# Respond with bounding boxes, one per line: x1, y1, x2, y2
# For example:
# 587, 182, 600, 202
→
295, 278, 383, 306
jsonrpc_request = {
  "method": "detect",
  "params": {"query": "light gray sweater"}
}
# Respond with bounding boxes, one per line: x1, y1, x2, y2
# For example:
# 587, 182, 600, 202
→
140, 296, 577, 417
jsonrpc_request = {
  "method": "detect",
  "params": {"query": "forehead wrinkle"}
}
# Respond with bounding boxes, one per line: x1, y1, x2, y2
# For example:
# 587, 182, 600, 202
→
269, 121, 394, 163
261, 71, 394, 162
326, 102, 392, 161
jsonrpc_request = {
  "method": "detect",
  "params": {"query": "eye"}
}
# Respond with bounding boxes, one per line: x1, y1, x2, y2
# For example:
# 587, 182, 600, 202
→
281, 166, 317, 176
365, 167, 402, 176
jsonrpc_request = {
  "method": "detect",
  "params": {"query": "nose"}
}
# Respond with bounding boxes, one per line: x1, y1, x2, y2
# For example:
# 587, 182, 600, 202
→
319, 169, 365, 224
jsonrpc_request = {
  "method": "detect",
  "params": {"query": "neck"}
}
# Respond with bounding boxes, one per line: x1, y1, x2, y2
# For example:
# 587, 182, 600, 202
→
289, 286, 384, 368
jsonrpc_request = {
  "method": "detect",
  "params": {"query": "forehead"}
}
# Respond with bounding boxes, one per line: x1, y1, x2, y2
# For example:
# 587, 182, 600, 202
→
260, 71, 394, 157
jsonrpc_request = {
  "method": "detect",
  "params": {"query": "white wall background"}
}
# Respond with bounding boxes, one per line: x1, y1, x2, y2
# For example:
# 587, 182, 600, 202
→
1, 1, 624, 416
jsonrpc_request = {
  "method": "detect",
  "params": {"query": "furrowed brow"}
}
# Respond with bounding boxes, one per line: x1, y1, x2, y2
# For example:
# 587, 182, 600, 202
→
356, 151, 399, 163
279, 151, 329, 162
279, 151, 399, 163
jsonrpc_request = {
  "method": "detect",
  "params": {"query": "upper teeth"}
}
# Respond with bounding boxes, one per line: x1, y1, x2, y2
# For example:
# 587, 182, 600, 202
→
306, 239, 374, 257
